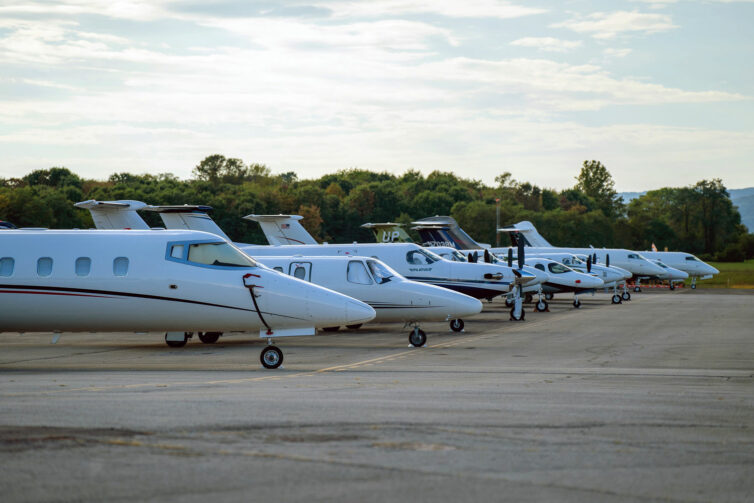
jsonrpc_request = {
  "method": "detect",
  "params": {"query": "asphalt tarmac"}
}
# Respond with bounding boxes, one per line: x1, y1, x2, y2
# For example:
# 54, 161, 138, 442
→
1, 290, 752, 502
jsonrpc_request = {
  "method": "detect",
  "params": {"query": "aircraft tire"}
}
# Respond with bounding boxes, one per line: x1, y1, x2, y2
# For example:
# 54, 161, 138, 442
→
611, 294, 622, 304
198, 331, 221, 344
346, 324, 363, 330
509, 307, 525, 321
535, 300, 548, 312
260, 346, 283, 369
544, 292, 554, 301
450, 319, 464, 332
322, 326, 340, 332
524, 293, 533, 304
504, 297, 514, 307
622, 292, 631, 301
669, 283, 676, 291
409, 328, 427, 347
573, 299, 581, 309
634, 286, 641, 293
165, 332, 189, 348
691, 284, 696, 289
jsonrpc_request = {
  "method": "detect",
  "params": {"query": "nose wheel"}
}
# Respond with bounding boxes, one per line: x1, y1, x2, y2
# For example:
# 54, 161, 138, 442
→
573, 297, 581, 309
535, 299, 549, 312
409, 327, 427, 347
509, 307, 525, 321
260, 345, 283, 369
449, 319, 464, 332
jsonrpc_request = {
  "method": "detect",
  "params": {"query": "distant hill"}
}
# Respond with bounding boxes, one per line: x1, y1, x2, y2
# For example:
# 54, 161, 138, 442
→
618, 188, 754, 232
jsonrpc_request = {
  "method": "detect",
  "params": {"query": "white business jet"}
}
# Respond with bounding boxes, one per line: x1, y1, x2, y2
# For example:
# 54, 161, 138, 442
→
76, 202, 485, 343
255, 256, 482, 346
641, 251, 717, 289
0, 229, 375, 368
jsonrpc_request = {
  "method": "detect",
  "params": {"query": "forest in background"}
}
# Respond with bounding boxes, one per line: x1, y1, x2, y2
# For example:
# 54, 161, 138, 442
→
1, 156, 753, 262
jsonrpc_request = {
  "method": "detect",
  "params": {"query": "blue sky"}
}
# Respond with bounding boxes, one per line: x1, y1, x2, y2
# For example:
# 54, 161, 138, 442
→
0, 0, 752, 190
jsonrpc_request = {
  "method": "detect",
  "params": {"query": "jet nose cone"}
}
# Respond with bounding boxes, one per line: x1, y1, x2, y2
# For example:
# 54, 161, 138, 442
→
455, 294, 483, 317
709, 266, 720, 275
346, 300, 376, 325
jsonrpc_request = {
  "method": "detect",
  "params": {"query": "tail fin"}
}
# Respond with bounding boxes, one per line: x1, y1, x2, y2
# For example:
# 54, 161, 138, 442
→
74, 200, 149, 230
360, 222, 413, 243
411, 216, 484, 250
243, 214, 318, 246
142, 205, 231, 241
497, 221, 551, 247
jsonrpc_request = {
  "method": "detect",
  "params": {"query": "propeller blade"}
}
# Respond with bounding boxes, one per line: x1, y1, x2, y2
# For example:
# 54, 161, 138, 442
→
606, 254, 610, 268
507, 248, 513, 268
587, 255, 592, 273
593, 252, 597, 264
517, 237, 524, 270
484, 249, 491, 263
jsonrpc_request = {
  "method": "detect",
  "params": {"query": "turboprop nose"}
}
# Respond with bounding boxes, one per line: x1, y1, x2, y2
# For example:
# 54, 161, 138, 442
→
346, 300, 377, 325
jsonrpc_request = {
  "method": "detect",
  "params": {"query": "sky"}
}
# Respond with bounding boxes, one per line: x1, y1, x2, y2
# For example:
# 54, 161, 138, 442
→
0, 0, 753, 191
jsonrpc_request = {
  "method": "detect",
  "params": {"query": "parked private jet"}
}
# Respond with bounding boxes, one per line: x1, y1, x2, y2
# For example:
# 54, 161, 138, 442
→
641, 251, 718, 289
76, 202, 488, 341
255, 256, 483, 346
0, 229, 375, 368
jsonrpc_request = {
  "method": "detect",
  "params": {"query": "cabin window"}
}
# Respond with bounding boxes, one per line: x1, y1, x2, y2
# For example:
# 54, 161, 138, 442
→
37, 257, 53, 277
113, 257, 129, 276
293, 266, 307, 280
187, 242, 256, 267
367, 259, 395, 284
534, 263, 545, 271
75, 257, 91, 277
406, 249, 437, 265
548, 263, 570, 274
0, 257, 14, 277
273, 266, 283, 272
627, 254, 639, 259
170, 244, 185, 259
347, 261, 373, 285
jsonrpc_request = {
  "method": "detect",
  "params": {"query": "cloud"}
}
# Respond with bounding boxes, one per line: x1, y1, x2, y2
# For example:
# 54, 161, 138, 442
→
314, 0, 546, 20
510, 37, 582, 53
552, 10, 677, 39
603, 48, 632, 58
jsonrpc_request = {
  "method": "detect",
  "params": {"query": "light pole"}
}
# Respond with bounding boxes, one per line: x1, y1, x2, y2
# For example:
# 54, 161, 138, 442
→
495, 198, 500, 247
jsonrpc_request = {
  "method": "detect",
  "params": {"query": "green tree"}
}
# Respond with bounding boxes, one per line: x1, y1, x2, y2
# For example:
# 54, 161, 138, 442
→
575, 160, 624, 217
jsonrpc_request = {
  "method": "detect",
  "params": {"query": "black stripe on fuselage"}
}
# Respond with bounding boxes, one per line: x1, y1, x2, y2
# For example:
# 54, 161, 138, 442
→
0, 284, 305, 320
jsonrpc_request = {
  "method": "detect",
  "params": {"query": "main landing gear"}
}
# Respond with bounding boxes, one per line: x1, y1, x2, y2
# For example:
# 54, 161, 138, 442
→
198, 331, 222, 344
611, 294, 622, 304
534, 286, 549, 312
165, 331, 191, 348
690, 277, 697, 289
409, 326, 427, 347
573, 295, 581, 309
544, 292, 554, 301
633, 278, 642, 293
449, 319, 464, 332
260, 340, 283, 369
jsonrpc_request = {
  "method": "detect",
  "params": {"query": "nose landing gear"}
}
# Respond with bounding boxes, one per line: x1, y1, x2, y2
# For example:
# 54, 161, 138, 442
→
449, 319, 464, 332
260, 341, 283, 369
409, 326, 427, 347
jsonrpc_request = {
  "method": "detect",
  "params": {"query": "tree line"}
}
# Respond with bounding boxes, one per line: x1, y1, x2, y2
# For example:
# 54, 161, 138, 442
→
1, 156, 752, 262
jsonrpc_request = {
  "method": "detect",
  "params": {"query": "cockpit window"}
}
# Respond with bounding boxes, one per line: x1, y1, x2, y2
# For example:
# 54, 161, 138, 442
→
451, 250, 468, 262
685, 256, 698, 261
627, 253, 639, 259
186, 242, 257, 267
562, 257, 572, 265
548, 263, 570, 274
406, 249, 438, 265
367, 259, 395, 284
347, 260, 373, 285
534, 263, 545, 271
